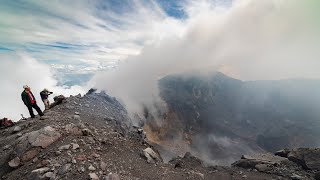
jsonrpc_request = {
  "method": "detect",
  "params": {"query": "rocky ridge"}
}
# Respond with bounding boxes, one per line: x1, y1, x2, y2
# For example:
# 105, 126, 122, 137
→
0, 91, 319, 179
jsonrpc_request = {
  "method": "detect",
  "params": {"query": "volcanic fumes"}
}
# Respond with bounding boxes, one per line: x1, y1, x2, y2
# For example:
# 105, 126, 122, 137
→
141, 72, 320, 165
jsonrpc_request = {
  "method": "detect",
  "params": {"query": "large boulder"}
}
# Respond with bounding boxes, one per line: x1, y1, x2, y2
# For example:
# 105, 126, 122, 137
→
50, 95, 66, 108
8, 126, 61, 169
27, 126, 61, 148
232, 153, 287, 169
279, 148, 320, 170
142, 147, 162, 164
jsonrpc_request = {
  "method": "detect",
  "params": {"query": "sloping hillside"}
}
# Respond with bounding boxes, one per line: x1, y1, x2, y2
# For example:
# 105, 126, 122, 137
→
156, 72, 320, 165
0, 89, 319, 180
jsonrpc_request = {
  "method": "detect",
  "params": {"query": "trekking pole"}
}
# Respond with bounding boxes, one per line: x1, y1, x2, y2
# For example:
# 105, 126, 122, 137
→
20, 114, 27, 120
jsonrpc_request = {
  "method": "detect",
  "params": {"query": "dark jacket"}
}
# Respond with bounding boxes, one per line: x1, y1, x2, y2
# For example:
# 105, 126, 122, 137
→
40, 91, 49, 100
21, 90, 36, 106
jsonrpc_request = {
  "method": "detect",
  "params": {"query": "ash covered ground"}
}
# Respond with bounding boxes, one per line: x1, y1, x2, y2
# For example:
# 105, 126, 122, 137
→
0, 88, 319, 180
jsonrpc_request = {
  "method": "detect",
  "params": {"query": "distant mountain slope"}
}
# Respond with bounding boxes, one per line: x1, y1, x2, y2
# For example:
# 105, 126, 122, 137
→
157, 72, 320, 164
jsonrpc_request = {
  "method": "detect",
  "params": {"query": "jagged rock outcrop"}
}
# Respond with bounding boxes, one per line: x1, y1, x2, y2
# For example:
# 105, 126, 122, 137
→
50, 95, 66, 108
233, 149, 320, 179
276, 148, 320, 171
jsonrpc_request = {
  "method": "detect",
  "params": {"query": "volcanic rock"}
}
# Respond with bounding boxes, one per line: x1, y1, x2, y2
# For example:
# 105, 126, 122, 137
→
100, 161, 107, 171
65, 123, 82, 135
32, 167, 50, 174
104, 173, 120, 180
21, 148, 41, 162
42, 172, 55, 179
88, 164, 96, 171
286, 148, 320, 170
12, 126, 22, 133
26, 126, 61, 148
58, 163, 71, 175
89, 173, 99, 180
143, 147, 162, 163
8, 157, 20, 168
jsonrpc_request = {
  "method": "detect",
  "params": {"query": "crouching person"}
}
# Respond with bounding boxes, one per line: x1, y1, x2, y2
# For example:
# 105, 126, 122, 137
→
21, 85, 44, 118
40, 88, 53, 110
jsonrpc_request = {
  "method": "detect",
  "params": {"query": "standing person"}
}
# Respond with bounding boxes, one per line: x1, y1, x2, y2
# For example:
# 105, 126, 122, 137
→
21, 85, 44, 118
40, 88, 53, 110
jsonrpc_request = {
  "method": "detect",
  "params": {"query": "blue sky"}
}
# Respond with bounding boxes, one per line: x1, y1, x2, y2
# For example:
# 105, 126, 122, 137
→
0, 0, 233, 86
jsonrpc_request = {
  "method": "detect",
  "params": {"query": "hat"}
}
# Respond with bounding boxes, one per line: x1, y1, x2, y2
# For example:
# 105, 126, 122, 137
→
23, 85, 29, 89
43, 88, 49, 92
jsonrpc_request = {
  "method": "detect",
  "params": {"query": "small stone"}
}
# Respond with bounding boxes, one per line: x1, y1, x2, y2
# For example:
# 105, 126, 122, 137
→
92, 153, 100, 158
41, 160, 50, 166
58, 163, 71, 175
17, 133, 23, 137
74, 112, 80, 115
71, 143, 80, 150
72, 158, 77, 164
82, 129, 93, 136
55, 151, 62, 156
76, 155, 87, 161
66, 105, 75, 109
59, 144, 70, 150
2, 145, 11, 150
42, 172, 55, 179
100, 161, 107, 171
73, 115, 81, 120
104, 173, 120, 180
13, 126, 22, 133
8, 157, 20, 168
242, 175, 247, 179
32, 167, 50, 174
89, 173, 99, 180
195, 172, 205, 179
65, 124, 82, 135
32, 157, 39, 163
291, 174, 302, 180
78, 166, 85, 173
21, 148, 41, 162
88, 165, 96, 171
255, 164, 272, 172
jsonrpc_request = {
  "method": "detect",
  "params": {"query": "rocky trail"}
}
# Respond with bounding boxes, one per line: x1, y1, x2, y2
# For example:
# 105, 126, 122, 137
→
0, 91, 319, 180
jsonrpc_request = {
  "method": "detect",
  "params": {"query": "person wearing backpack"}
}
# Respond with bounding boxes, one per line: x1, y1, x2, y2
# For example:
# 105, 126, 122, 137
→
21, 85, 44, 118
40, 88, 53, 110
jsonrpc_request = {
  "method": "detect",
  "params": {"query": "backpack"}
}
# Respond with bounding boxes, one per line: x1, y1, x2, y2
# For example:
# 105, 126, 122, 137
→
0, 118, 14, 128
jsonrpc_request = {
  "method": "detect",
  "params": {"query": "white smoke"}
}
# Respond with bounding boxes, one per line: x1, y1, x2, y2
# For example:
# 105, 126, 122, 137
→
90, 0, 320, 115
0, 53, 86, 120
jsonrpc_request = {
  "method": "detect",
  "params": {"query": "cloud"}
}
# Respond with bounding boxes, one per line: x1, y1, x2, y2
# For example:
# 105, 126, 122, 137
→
1, 0, 319, 119
90, 0, 320, 115
0, 53, 86, 120
0, 0, 187, 71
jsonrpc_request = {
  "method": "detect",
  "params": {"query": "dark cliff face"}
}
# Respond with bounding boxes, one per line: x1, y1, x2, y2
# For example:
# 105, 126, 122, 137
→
158, 72, 320, 164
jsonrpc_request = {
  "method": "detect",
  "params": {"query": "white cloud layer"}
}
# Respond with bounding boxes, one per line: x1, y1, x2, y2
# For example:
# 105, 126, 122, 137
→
0, 53, 85, 120
90, 0, 320, 115
1, 0, 319, 120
